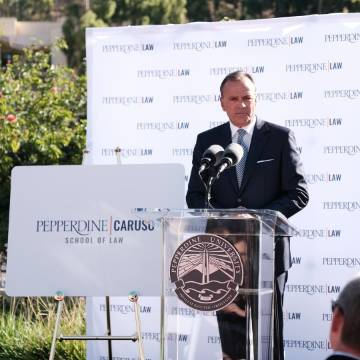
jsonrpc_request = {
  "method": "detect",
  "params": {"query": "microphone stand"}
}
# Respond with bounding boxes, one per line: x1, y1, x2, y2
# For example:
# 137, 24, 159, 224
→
199, 143, 242, 209
199, 167, 218, 209
200, 160, 232, 209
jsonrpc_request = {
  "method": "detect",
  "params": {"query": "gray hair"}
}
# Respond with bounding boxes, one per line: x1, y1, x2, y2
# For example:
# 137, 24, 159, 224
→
335, 274, 360, 352
220, 71, 256, 96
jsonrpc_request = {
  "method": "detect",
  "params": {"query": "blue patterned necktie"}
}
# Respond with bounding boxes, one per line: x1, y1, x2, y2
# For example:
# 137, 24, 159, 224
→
236, 128, 248, 187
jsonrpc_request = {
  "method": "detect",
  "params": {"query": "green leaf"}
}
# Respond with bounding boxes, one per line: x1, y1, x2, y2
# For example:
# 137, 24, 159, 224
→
0, 47, 86, 250
10, 139, 20, 153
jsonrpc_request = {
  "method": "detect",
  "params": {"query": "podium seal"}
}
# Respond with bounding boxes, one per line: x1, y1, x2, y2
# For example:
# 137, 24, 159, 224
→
170, 234, 243, 311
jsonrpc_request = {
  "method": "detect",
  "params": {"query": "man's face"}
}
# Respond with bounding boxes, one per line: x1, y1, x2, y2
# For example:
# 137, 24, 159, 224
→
220, 78, 256, 128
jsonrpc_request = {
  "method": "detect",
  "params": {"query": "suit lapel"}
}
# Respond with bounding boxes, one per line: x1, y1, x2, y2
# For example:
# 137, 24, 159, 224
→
239, 118, 270, 193
216, 122, 232, 150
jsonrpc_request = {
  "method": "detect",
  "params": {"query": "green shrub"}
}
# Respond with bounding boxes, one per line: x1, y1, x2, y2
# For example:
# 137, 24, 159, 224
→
0, 46, 87, 250
0, 296, 86, 360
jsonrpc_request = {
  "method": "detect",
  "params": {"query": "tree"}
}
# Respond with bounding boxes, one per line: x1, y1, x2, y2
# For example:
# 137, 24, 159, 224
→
186, 0, 360, 21
62, 2, 108, 74
0, 0, 55, 20
91, 0, 116, 24
186, 0, 251, 22
112, 0, 187, 25
186, 0, 212, 22
278, 0, 360, 16
62, 0, 187, 72
0, 47, 87, 250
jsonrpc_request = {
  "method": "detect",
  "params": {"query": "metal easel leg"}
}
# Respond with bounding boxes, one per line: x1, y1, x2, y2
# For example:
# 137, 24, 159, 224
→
105, 296, 113, 360
129, 292, 144, 360
49, 294, 65, 360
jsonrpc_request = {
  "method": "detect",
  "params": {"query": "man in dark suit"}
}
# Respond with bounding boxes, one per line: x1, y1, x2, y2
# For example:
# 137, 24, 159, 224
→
326, 275, 360, 360
186, 71, 309, 360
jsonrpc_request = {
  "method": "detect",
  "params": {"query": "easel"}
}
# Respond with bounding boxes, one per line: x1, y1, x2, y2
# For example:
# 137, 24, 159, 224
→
49, 292, 144, 360
49, 147, 144, 360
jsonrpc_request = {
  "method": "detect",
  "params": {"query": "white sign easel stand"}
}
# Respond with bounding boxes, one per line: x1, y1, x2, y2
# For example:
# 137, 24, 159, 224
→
49, 148, 145, 360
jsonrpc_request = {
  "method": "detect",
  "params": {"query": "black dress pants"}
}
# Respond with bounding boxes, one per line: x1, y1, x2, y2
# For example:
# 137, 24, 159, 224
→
216, 272, 288, 360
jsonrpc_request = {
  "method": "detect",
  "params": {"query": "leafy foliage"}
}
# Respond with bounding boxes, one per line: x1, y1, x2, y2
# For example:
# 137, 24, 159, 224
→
186, 0, 360, 21
112, 0, 187, 25
0, 296, 86, 360
0, 47, 86, 250
62, 0, 187, 72
91, 0, 116, 24
0, 0, 54, 20
59, 0, 360, 70
62, 2, 107, 74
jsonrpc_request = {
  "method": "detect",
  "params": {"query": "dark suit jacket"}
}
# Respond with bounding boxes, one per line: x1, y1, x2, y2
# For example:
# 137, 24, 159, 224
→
186, 118, 309, 360
326, 355, 360, 360
186, 118, 308, 218
186, 118, 309, 275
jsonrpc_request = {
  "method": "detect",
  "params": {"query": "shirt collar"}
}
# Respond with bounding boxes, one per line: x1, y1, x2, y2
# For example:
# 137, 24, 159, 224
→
229, 116, 256, 140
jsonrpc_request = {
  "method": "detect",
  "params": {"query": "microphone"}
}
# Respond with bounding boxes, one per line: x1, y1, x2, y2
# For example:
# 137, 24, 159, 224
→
198, 145, 224, 174
215, 143, 244, 177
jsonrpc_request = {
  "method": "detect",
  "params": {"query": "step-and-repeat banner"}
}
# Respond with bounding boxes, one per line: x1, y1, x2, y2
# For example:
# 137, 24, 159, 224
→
85, 13, 360, 359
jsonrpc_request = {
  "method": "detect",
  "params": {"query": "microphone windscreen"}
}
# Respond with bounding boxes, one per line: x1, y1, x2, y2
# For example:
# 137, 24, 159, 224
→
202, 144, 224, 165
223, 143, 244, 166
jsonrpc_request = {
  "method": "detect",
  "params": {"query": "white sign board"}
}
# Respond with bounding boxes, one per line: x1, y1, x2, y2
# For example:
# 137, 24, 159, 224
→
6, 164, 184, 296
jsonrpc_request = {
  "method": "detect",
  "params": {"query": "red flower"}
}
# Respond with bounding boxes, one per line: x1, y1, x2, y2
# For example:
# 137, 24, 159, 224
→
6, 114, 17, 123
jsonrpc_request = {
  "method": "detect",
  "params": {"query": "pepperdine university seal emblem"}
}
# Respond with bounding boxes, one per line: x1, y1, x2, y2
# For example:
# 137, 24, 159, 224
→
170, 234, 243, 311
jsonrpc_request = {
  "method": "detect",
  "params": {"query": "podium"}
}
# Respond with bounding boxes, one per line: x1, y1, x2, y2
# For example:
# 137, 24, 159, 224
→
6, 165, 294, 359
159, 208, 294, 360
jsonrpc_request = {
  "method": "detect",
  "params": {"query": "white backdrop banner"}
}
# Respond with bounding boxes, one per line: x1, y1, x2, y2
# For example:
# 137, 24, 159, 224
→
86, 13, 360, 359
